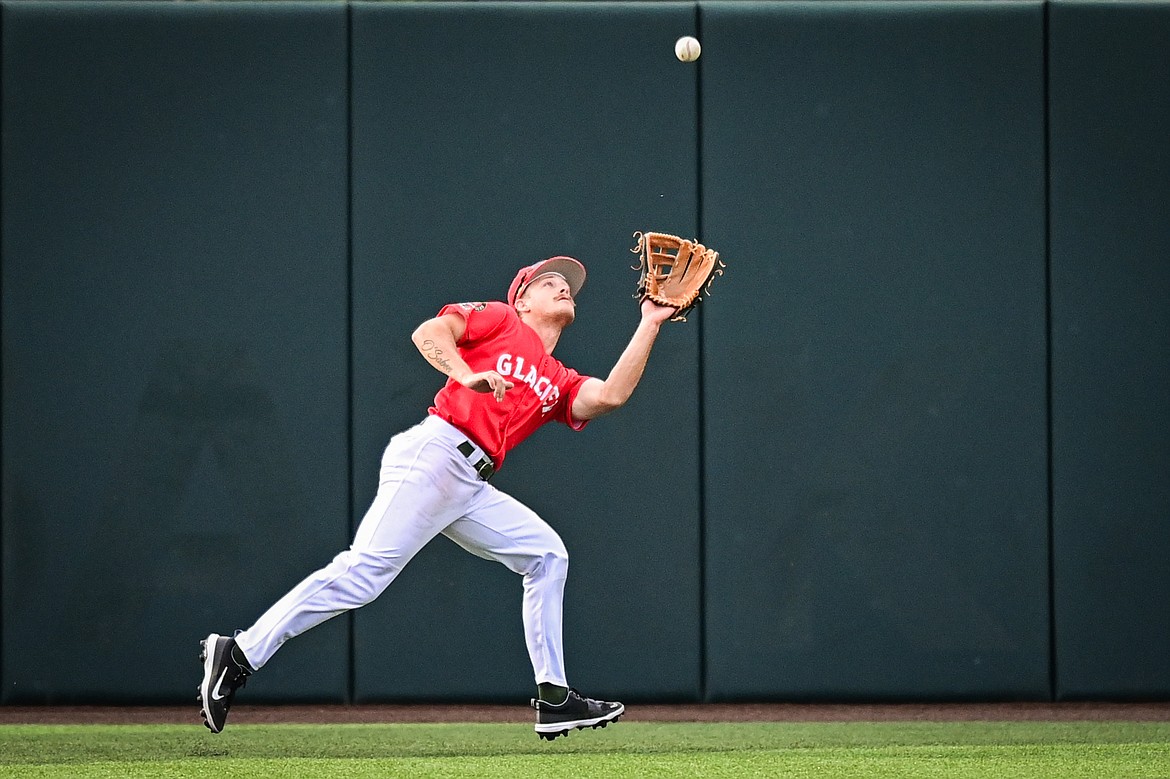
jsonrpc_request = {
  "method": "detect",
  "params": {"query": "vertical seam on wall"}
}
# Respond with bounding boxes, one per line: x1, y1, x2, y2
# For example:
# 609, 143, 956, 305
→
1043, 0, 1057, 704
694, 0, 707, 704
345, 0, 356, 707
0, 0, 6, 700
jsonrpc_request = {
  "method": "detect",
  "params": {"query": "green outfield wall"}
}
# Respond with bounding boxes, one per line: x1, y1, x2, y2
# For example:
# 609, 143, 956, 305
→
1, 0, 353, 704
1048, 0, 1170, 700
700, 0, 1050, 701
1, 0, 1166, 704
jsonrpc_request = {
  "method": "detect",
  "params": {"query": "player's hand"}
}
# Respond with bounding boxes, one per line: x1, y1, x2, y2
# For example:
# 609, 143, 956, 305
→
461, 371, 514, 401
640, 298, 678, 324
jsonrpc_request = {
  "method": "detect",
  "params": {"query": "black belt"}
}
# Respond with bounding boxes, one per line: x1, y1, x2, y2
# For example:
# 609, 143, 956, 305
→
457, 441, 495, 481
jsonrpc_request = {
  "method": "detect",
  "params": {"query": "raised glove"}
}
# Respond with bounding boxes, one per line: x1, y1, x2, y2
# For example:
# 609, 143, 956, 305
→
631, 231, 725, 322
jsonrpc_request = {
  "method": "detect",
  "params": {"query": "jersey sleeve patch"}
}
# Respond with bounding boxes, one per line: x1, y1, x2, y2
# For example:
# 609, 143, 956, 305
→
436, 300, 509, 343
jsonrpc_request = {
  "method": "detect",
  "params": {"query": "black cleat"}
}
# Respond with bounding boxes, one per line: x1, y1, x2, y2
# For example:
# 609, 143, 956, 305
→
532, 688, 624, 740
197, 632, 251, 734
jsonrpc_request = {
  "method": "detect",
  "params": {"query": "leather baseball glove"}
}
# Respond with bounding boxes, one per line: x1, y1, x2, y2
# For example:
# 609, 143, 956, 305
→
631, 231, 725, 321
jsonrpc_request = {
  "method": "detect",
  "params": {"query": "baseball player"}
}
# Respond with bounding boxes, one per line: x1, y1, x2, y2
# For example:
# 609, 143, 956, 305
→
199, 255, 677, 739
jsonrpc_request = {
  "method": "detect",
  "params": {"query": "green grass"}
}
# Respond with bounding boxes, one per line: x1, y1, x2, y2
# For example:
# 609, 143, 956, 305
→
2, 721, 1169, 778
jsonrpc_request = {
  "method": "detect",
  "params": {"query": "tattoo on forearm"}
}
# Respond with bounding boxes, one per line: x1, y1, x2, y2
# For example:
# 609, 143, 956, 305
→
420, 339, 454, 375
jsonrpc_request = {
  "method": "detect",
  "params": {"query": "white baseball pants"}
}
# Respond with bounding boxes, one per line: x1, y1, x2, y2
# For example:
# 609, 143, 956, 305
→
234, 415, 569, 687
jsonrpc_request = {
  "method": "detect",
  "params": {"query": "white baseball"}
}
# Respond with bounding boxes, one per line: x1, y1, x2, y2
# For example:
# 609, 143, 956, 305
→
674, 36, 701, 63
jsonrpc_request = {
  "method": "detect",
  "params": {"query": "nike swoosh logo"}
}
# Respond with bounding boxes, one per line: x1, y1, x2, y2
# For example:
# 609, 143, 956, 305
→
542, 405, 554, 414
210, 668, 230, 701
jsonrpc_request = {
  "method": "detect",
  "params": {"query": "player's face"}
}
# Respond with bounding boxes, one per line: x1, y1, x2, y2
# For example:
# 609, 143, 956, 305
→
521, 273, 576, 323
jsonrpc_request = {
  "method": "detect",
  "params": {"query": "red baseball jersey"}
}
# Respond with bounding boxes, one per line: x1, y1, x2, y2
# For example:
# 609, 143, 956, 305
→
428, 301, 593, 470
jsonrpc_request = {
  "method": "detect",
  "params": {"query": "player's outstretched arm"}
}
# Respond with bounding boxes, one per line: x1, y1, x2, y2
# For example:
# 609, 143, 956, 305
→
572, 299, 676, 420
411, 314, 514, 401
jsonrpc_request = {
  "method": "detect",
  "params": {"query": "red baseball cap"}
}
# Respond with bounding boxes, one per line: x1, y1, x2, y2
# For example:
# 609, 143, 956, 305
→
507, 256, 586, 306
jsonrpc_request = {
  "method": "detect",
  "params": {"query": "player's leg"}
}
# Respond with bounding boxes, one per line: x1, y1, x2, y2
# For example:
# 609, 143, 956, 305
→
199, 422, 478, 733
443, 491, 569, 686
442, 490, 624, 739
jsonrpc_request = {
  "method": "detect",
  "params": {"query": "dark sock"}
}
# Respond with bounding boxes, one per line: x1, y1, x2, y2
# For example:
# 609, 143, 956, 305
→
230, 643, 255, 674
537, 683, 568, 705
